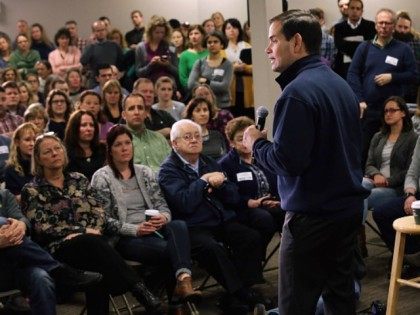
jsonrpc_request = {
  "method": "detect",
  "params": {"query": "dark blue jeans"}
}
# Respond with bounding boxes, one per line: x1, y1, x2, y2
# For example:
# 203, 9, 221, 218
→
0, 237, 58, 315
373, 196, 420, 254
116, 220, 192, 278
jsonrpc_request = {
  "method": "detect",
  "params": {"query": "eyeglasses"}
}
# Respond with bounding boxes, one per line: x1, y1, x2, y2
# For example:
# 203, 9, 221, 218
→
51, 99, 66, 104
180, 133, 202, 142
384, 108, 401, 114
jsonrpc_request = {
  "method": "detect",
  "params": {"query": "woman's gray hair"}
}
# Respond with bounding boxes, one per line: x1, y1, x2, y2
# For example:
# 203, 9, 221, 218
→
170, 119, 202, 142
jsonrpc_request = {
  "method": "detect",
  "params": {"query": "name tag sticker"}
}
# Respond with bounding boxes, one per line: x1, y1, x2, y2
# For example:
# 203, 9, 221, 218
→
237, 172, 253, 182
213, 69, 225, 76
385, 56, 398, 66
0, 146, 9, 154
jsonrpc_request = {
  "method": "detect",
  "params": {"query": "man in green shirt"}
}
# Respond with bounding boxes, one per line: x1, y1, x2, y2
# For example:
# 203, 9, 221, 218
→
122, 93, 171, 172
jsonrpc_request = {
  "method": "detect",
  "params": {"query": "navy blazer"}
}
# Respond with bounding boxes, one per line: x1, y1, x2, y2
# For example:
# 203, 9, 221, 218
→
158, 150, 238, 227
218, 149, 279, 209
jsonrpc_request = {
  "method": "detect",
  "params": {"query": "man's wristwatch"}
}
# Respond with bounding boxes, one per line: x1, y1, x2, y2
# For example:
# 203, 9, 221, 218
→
404, 192, 416, 200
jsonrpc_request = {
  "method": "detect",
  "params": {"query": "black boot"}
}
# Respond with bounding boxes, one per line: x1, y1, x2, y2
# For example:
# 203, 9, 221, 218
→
131, 281, 163, 314
50, 264, 103, 291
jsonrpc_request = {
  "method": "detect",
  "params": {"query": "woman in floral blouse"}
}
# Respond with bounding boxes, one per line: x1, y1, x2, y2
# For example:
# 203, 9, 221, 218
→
21, 133, 162, 315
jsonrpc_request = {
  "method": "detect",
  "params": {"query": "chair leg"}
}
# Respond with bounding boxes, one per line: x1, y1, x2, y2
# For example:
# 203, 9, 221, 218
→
109, 295, 121, 315
386, 231, 405, 315
366, 220, 382, 237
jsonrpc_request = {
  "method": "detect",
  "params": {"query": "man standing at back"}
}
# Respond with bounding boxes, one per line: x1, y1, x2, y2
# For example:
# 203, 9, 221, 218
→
243, 10, 367, 315
347, 8, 417, 167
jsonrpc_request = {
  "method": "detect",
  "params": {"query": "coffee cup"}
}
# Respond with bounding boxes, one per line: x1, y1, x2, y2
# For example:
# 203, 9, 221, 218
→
145, 209, 160, 221
411, 201, 420, 225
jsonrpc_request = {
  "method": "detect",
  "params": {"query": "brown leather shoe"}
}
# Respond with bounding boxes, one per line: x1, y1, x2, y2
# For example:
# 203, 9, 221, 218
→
174, 276, 202, 302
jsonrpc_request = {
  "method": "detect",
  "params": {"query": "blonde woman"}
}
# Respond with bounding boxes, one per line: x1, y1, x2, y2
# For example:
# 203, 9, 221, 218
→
5, 122, 38, 200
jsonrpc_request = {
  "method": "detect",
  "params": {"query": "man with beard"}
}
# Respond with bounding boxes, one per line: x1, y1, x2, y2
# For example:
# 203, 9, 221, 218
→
393, 11, 419, 103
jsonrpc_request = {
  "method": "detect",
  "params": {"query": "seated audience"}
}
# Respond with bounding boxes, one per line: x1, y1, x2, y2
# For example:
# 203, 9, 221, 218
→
0, 134, 11, 182
48, 28, 82, 78
152, 76, 185, 121
0, 86, 24, 136
25, 72, 44, 103
91, 125, 201, 302
20, 133, 163, 315
123, 93, 170, 172
374, 135, 420, 256
0, 187, 102, 315
364, 96, 417, 216
159, 119, 266, 313
102, 79, 124, 124
30, 23, 54, 60
0, 33, 12, 68
78, 90, 113, 142
133, 78, 176, 139
219, 116, 283, 254
1, 67, 20, 83
4, 122, 38, 199
2, 80, 27, 116
64, 110, 106, 180
184, 97, 226, 160
66, 68, 85, 104
211, 12, 225, 32
18, 81, 37, 108
188, 31, 233, 109
9, 34, 41, 76
35, 60, 52, 93
192, 84, 233, 145
45, 89, 72, 140
24, 102, 48, 133
202, 19, 215, 35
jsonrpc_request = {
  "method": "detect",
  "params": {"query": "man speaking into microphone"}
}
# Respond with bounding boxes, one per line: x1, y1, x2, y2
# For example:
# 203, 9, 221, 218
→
243, 10, 368, 315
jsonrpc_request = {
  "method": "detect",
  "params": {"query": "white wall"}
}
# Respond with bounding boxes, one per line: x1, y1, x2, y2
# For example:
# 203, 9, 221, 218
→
0, 0, 249, 39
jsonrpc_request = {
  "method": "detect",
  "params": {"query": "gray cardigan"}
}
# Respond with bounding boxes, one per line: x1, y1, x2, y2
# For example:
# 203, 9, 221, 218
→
365, 130, 417, 193
187, 57, 233, 108
405, 137, 420, 192
0, 189, 30, 230
91, 164, 171, 237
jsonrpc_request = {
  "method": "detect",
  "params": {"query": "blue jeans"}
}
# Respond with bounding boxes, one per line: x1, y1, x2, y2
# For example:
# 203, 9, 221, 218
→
0, 235, 59, 315
362, 178, 398, 221
373, 196, 420, 254
116, 220, 192, 278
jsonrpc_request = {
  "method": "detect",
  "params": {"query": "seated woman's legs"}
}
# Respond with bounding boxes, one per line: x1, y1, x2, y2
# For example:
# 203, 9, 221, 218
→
53, 234, 162, 314
373, 196, 420, 254
368, 187, 398, 209
116, 220, 198, 301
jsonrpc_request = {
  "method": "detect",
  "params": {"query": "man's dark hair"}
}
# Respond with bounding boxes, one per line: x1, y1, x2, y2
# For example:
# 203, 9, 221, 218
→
65, 20, 77, 26
269, 10, 322, 55
2, 81, 19, 90
0, 86, 5, 93
95, 63, 112, 77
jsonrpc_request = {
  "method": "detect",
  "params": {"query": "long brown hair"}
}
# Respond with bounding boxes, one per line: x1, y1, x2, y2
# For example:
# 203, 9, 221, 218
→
106, 124, 135, 179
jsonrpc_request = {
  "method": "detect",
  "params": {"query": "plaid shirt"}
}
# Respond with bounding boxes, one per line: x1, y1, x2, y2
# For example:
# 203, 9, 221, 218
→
0, 113, 24, 135
71, 37, 87, 53
320, 31, 336, 67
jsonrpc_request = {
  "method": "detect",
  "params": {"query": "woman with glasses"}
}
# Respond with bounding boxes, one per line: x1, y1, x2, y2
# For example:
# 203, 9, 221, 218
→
9, 34, 40, 76
45, 89, 73, 140
4, 122, 38, 201
362, 96, 417, 217
20, 133, 163, 315
64, 110, 106, 180
184, 97, 226, 160
91, 125, 201, 303
188, 31, 233, 110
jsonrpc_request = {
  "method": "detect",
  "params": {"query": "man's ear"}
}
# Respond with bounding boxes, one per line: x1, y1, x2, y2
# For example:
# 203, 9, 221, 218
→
171, 139, 178, 150
121, 110, 126, 120
292, 33, 304, 53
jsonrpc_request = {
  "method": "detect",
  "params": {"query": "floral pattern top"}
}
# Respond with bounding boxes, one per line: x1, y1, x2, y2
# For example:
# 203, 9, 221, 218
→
21, 172, 106, 253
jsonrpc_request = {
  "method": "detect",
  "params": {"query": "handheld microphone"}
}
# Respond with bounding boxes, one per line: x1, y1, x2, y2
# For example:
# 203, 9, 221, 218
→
256, 106, 269, 131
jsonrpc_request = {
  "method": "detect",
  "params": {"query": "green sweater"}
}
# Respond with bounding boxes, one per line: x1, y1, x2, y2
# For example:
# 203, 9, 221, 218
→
178, 49, 208, 89
9, 50, 40, 74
